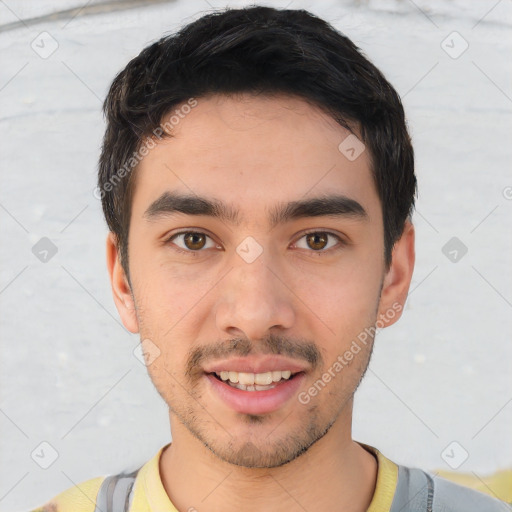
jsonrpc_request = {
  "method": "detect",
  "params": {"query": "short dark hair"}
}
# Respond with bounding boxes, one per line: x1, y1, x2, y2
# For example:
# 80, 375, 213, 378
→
98, 5, 416, 282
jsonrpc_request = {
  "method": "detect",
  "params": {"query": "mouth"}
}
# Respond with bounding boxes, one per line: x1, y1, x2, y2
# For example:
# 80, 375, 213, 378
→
208, 369, 301, 392
204, 366, 307, 415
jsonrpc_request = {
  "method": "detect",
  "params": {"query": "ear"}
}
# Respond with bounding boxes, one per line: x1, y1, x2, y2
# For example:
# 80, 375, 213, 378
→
377, 220, 415, 328
106, 232, 139, 333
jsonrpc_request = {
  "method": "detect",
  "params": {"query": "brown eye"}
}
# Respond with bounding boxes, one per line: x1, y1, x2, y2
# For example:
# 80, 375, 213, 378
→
294, 231, 342, 253
167, 231, 217, 253
183, 232, 207, 250
306, 232, 328, 251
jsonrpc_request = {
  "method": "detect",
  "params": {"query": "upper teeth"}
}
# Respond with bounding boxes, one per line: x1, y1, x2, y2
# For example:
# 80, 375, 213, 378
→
216, 370, 292, 385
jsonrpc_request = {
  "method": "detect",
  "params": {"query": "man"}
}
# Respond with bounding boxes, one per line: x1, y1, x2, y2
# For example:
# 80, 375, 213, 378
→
33, 5, 507, 511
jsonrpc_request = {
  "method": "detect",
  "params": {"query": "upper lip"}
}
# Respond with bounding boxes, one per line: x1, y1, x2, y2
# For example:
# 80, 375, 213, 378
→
203, 355, 309, 375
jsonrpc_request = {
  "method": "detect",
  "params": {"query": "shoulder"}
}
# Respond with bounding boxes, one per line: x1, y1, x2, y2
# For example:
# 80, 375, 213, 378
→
393, 464, 508, 512
432, 474, 508, 511
29, 445, 169, 512
30, 476, 104, 512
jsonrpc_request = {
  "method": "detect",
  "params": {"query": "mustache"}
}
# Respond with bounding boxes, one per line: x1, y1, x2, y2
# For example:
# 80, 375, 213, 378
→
185, 333, 323, 380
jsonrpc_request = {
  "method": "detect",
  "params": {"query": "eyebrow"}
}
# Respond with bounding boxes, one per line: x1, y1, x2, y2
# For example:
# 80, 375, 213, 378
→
143, 191, 368, 228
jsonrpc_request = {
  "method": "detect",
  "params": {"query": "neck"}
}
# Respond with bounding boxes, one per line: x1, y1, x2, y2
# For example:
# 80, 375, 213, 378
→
159, 408, 378, 512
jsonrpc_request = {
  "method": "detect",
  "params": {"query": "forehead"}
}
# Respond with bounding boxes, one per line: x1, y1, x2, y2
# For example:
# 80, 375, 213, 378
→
131, 93, 380, 226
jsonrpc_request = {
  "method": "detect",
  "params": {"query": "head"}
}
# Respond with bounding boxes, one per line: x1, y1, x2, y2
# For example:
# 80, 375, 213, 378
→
101, 6, 416, 468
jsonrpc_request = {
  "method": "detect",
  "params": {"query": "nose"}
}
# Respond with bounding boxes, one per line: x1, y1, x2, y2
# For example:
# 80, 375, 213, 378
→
214, 247, 295, 340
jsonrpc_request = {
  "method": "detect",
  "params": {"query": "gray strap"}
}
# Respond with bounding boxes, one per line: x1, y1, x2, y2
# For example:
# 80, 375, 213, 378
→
94, 468, 139, 512
112, 476, 135, 511
390, 464, 507, 511
425, 472, 434, 512
390, 465, 433, 511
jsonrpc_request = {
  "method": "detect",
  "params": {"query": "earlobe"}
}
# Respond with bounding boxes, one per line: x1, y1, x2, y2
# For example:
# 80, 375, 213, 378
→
377, 221, 415, 328
106, 232, 140, 333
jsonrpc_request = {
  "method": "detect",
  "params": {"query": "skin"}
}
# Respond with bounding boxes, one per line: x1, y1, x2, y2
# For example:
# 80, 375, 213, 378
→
106, 93, 415, 512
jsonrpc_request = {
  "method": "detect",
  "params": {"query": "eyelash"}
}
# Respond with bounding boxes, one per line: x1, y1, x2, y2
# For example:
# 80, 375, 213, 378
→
164, 229, 346, 256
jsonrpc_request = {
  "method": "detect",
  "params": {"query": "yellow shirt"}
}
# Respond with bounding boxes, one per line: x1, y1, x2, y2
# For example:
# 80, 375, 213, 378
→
28, 443, 405, 511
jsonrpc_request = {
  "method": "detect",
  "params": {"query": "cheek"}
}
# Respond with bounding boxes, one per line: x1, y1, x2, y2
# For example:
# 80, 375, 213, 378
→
133, 258, 216, 327
144, 340, 190, 402
290, 259, 381, 380
293, 262, 381, 330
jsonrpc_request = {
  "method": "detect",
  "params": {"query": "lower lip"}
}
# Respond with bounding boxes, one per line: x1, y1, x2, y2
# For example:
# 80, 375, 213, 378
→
205, 373, 306, 415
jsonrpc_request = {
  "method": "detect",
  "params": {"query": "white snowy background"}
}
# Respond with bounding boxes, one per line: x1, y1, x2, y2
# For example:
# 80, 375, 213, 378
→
0, 0, 511, 510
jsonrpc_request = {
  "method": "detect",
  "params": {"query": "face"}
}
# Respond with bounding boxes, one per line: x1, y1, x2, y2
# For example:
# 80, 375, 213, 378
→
107, 93, 414, 468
